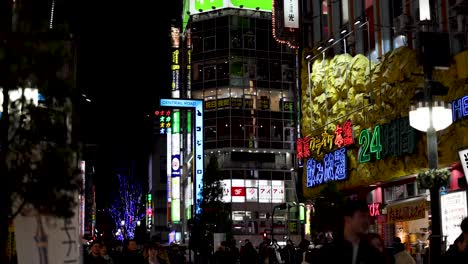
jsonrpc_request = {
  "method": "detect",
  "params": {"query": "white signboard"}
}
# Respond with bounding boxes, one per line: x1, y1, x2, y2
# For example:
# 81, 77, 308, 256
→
246, 187, 258, 202
441, 191, 468, 249
283, 0, 299, 29
459, 149, 468, 182
221, 179, 285, 203
221, 180, 231, 203
14, 206, 82, 264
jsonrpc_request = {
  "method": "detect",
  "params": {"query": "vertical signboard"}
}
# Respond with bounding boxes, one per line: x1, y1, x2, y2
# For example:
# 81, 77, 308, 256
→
283, 0, 299, 29
171, 111, 181, 223
441, 191, 468, 249
146, 194, 153, 230
459, 148, 468, 181
78, 161, 85, 237
160, 99, 204, 215
171, 26, 181, 99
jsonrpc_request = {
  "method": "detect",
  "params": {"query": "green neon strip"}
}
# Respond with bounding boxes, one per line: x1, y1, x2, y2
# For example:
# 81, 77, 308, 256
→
172, 111, 180, 134
171, 199, 181, 223
370, 125, 383, 160
358, 129, 371, 163
187, 111, 192, 133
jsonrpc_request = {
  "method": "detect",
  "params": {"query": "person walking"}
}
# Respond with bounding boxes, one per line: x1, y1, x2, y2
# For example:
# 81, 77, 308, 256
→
392, 237, 415, 264
120, 239, 144, 264
316, 199, 385, 264
443, 217, 468, 263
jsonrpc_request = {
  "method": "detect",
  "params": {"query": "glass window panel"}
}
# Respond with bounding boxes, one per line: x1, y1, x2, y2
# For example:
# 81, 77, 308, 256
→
193, 63, 203, 82
231, 30, 242, 48
270, 61, 282, 82
217, 119, 230, 140
216, 28, 229, 50
257, 58, 269, 80
204, 65, 216, 81
270, 90, 281, 112
217, 60, 229, 80
192, 90, 203, 99
256, 29, 269, 51
271, 120, 283, 141
204, 36, 215, 51
205, 126, 217, 141
231, 117, 244, 140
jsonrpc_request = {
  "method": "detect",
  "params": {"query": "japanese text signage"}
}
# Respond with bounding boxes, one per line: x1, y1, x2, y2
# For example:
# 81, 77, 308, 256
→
387, 199, 426, 224
220, 179, 285, 203
160, 99, 204, 215
283, 0, 299, 29
306, 148, 347, 188
154, 110, 172, 134
358, 117, 416, 163
297, 119, 354, 159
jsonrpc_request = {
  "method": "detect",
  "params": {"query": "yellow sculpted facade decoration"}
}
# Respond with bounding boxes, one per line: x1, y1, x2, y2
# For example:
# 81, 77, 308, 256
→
301, 47, 468, 198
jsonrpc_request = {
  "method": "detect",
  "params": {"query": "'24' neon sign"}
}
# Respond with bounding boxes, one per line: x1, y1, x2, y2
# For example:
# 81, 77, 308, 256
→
358, 125, 382, 163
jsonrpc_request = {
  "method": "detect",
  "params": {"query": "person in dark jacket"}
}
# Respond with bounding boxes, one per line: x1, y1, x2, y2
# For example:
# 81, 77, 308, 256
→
281, 239, 296, 264
85, 241, 107, 264
120, 239, 144, 264
316, 199, 385, 264
443, 234, 467, 263
443, 218, 468, 264
240, 240, 258, 264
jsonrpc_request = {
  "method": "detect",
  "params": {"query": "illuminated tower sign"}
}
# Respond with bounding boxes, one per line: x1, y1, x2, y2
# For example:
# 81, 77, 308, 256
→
160, 99, 204, 215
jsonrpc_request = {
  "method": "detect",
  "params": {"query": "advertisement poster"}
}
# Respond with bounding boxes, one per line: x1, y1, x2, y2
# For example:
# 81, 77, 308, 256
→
14, 204, 81, 264
441, 191, 468, 249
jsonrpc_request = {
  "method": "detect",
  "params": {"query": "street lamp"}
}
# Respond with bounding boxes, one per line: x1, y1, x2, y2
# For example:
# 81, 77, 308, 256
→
409, 90, 452, 264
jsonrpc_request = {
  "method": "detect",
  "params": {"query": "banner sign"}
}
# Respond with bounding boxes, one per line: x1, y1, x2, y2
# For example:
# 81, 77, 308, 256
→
306, 148, 347, 188
387, 199, 426, 224
358, 117, 416, 163
160, 99, 204, 215
297, 120, 354, 159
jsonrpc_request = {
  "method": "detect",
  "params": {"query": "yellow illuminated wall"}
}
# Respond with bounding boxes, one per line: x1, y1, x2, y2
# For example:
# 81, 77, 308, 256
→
301, 47, 468, 198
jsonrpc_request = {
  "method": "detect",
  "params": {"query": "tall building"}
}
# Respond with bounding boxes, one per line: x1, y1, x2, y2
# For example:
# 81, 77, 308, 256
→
177, 1, 299, 244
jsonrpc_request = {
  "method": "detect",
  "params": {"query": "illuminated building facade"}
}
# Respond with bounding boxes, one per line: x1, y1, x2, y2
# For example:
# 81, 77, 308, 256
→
181, 1, 299, 242
299, 0, 468, 251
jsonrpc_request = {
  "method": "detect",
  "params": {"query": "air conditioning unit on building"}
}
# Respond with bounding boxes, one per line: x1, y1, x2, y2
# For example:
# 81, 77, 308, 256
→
393, 14, 411, 35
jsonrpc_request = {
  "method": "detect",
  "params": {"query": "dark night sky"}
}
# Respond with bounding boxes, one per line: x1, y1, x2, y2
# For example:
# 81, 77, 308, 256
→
75, 1, 183, 205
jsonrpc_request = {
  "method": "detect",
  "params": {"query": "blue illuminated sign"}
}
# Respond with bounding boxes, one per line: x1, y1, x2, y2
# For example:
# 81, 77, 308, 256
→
452, 95, 468, 122
160, 99, 204, 215
306, 148, 347, 188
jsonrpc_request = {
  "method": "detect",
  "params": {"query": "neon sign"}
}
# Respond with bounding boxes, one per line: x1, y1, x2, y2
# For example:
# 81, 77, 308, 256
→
358, 117, 416, 163
358, 125, 382, 163
306, 148, 347, 188
160, 99, 204, 215
297, 120, 354, 160
452, 95, 468, 122
368, 202, 381, 217
154, 110, 172, 134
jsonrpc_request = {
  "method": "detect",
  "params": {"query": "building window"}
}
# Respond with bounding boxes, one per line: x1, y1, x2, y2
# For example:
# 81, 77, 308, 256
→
204, 35, 216, 51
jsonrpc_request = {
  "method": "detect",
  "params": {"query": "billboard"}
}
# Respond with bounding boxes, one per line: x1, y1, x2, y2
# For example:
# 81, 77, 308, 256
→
160, 99, 204, 215
186, 0, 272, 15
441, 191, 468, 249
221, 179, 285, 203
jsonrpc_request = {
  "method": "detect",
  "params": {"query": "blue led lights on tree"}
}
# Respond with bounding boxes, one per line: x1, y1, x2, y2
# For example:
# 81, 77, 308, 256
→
109, 172, 145, 241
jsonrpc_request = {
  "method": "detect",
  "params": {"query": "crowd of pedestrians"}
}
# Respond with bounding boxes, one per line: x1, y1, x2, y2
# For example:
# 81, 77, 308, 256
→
85, 200, 468, 264
84, 239, 185, 264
